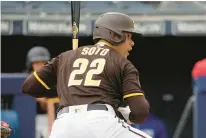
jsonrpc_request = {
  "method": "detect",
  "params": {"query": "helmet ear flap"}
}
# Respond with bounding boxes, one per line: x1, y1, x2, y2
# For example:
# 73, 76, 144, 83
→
93, 25, 126, 46
109, 30, 126, 46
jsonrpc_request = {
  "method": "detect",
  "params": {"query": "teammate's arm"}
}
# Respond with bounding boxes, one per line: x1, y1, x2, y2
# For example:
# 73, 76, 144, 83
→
22, 57, 58, 98
122, 60, 150, 124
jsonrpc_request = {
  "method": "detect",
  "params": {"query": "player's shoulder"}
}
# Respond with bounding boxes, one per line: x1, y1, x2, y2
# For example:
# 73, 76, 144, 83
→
60, 50, 73, 55
77, 45, 95, 51
51, 50, 73, 64
80, 45, 95, 48
120, 57, 135, 68
56, 45, 95, 58
79, 44, 110, 50
76, 44, 112, 57
57, 49, 78, 59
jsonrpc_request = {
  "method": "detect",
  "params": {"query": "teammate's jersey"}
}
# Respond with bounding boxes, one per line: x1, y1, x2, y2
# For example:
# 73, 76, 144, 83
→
36, 43, 143, 108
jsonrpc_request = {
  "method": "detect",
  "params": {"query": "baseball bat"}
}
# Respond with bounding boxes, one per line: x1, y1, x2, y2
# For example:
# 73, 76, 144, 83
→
71, 1, 80, 50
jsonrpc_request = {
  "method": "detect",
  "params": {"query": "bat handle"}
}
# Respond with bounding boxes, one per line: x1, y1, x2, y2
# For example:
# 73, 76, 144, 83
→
72, 39, 79, 50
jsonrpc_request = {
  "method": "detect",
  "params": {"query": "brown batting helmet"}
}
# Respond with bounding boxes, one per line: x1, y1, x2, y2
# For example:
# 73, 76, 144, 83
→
93, 12, 142, 46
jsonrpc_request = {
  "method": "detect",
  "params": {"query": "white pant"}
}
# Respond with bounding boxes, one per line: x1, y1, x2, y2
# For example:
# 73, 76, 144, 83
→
49, 104, 152, 138
36, 114, 49, 138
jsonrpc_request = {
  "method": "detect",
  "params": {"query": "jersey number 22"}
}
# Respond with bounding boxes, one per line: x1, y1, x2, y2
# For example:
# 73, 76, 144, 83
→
68, 58, 106, 87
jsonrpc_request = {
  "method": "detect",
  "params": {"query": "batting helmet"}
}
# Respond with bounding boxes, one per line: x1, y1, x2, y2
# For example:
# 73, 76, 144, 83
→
93, 12, 142, 46
26, 46, 51, 72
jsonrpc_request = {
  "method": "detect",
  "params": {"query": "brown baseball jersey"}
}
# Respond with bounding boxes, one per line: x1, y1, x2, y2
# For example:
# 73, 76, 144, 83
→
22, 42, 144, 109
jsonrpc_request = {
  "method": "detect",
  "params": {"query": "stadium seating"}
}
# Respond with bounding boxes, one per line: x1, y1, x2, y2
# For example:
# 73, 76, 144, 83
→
1, 1, 206, 15
158, 1, 206, 14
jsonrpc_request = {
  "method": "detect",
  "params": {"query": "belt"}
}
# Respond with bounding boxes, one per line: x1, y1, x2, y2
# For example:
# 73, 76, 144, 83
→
57, 104, 109, 117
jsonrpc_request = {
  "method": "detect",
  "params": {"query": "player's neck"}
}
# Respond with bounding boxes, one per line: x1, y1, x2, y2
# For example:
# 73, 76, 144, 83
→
96, 40, 123, 56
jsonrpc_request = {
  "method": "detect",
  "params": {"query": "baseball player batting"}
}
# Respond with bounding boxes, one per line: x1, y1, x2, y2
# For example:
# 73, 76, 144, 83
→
22, 12, 152, 138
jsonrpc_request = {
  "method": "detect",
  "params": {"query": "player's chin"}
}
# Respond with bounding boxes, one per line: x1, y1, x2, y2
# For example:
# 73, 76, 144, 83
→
123, 52, 129, 58
126, 52, 130, 57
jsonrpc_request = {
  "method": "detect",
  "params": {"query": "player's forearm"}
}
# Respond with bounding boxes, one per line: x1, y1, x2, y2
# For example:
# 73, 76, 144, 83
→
129, 111, 148, 124
118, 103, 149, 124
47, 102, 56, 133
129, 100, 150, 124
125, 95, 150, 124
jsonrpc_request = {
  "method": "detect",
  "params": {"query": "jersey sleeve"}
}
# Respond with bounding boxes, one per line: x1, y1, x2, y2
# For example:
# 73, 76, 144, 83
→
122, 59, 144, 99
34, 57, 58, 89
22, 56, 59, 97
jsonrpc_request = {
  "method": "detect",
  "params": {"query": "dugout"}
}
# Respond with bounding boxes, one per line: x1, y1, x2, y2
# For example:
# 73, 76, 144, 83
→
1, 35, 206, 138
